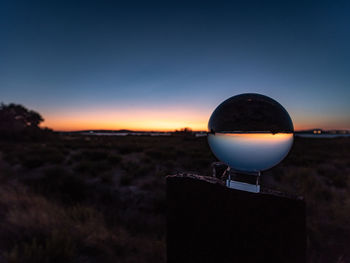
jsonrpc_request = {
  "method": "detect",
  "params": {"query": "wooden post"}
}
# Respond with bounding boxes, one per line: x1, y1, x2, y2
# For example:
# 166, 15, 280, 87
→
167, 174, 306, 263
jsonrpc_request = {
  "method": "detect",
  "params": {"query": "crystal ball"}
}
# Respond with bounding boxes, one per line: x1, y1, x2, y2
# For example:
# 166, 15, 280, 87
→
208, 93, 294, 173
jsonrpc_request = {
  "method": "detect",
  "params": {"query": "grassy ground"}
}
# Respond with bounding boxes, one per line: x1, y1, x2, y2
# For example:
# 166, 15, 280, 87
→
0, 134, 349, 263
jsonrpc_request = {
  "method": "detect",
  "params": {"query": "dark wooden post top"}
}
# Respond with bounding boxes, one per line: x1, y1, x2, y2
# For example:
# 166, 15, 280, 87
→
167, 173, 306, 263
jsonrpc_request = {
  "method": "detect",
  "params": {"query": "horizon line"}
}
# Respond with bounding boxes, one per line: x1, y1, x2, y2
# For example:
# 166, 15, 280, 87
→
51, 128, 350, 133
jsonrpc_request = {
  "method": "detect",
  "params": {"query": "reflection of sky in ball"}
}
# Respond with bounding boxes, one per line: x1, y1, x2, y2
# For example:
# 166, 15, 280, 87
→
208, 133, 293, 172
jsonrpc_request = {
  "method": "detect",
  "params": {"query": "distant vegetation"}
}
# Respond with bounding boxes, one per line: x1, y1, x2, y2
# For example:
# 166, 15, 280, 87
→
0, 103, 51, 140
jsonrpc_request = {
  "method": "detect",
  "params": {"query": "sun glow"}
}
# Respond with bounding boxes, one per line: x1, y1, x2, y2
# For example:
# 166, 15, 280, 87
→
39, 107, 349, 132
41, 107, 208, 131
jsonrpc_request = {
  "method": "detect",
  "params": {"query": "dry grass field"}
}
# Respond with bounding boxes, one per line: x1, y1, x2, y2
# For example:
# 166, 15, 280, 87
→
0, 134, 349, 263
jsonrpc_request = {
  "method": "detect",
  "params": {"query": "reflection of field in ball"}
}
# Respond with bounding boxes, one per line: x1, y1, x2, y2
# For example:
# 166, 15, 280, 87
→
208, 133, 293, 172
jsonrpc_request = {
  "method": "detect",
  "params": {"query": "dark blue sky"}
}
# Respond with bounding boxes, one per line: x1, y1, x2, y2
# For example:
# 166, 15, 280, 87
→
1, 0, 349, 130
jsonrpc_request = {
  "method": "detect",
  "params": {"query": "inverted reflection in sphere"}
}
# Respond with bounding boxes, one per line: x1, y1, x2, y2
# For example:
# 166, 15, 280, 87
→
208, 93, 294, 192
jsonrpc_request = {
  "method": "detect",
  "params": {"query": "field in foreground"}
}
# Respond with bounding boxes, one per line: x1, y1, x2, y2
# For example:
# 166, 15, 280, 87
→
0, 134, 349, 263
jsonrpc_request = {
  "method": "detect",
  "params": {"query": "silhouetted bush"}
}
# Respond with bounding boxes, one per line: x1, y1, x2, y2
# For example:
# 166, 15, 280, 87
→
117, 144, 144, 154
107, 153, 122, 164
73, 150, 109, 162
5, 231, 76, 263
6, 146, 65, 169
0, 103, 54, 141
120, 174, 134, 186
74, 160, 113, 177
27, 167, 89, 204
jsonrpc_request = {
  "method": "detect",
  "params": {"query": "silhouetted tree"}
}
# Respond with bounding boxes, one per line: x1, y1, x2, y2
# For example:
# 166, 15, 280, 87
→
174, 127, 194, 137
180, 127, 192, 133
0, 103, 48, 140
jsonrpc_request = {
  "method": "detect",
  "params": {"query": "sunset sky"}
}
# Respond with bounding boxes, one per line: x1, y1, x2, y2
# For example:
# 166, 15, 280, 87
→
1, 0, 350, 131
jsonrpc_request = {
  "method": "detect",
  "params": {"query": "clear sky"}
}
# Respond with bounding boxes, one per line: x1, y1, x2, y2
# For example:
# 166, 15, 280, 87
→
1, 0, 350, 131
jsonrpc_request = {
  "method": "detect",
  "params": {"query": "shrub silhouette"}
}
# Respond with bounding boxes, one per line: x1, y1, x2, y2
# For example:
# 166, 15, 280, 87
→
0, 103, 50, 140
27, 167, 89, 204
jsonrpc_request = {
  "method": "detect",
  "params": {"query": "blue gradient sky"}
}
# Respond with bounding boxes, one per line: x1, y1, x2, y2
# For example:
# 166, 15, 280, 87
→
1, 0, 349, 131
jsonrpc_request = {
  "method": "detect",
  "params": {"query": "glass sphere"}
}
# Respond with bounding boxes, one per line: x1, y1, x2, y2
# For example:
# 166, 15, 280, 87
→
208, 93, 294, 173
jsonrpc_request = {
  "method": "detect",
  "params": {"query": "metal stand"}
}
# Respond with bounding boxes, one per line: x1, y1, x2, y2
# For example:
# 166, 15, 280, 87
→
226, 172, 261, 193
212, 162, 261, 193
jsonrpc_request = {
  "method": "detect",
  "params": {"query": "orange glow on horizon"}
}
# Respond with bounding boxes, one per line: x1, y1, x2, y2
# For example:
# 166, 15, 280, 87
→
40, 108, 350, 132
41, 117, 349, 132
41, 108, 209, 132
